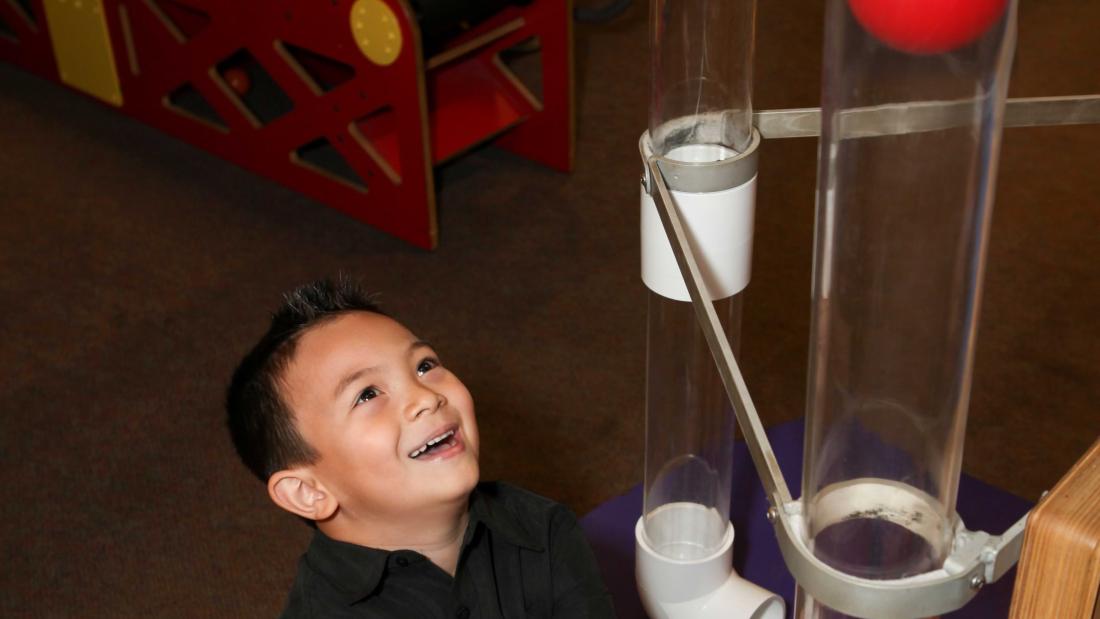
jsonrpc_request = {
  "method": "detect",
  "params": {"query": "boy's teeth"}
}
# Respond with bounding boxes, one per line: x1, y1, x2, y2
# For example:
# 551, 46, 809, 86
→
428, 430, 454, 446
409, 430, 455, 459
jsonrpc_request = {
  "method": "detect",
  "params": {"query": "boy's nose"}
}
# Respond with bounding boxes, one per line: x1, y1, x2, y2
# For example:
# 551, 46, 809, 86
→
406, 386, 446, 420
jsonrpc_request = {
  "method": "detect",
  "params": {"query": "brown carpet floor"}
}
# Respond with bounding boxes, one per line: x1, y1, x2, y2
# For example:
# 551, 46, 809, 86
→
3, 1, 1098, 617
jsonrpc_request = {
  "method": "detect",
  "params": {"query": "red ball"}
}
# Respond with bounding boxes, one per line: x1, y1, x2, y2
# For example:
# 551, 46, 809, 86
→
848, 0, 1008, 54
222, 67, 251, 96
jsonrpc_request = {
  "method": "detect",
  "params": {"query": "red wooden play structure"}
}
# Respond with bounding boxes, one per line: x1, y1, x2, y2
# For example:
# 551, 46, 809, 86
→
0, 0, 574, 248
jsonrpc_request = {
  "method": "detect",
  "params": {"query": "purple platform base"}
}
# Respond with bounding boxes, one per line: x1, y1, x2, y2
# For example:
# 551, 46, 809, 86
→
579, 418, 1032, 618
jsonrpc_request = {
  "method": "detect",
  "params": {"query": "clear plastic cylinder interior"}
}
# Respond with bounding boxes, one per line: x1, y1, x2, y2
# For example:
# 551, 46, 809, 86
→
643, 293, 742, 560
648, 0, 756, 161
796, 1, 1018, 616
642, 0, 757, 561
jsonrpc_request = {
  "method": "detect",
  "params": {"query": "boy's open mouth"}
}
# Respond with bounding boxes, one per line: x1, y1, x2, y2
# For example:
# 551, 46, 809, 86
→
408, 428, 458, 459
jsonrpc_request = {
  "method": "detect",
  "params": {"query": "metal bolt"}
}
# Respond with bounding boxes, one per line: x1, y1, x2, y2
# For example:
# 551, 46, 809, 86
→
969, 575, 985, 591
766, 506, 778, 524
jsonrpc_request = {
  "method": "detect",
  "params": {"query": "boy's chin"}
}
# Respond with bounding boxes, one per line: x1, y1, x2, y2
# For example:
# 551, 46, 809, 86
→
451, 463, 480, 495
423, 461, 479, 500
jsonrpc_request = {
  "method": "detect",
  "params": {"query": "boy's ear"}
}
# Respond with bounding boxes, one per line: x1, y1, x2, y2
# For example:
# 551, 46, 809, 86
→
268, 469, 338, 522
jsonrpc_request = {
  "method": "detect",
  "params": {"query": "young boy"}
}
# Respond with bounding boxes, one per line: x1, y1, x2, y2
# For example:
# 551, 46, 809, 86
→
226, 278, 614, 618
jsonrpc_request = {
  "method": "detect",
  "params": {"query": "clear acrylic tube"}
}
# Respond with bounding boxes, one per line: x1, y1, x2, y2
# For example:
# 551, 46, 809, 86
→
649, 0, 757, 159
642, 291, 742, 560
796, 1, 1018, 617
642, 0, 758, 562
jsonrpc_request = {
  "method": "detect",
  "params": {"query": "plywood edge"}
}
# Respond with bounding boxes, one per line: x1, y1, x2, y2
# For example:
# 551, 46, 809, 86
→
1009, 438, 1100, 619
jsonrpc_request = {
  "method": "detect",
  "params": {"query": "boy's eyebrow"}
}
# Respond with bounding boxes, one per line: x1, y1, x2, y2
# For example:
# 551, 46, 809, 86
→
332, 340, 435, 399
333, 366, 379, 400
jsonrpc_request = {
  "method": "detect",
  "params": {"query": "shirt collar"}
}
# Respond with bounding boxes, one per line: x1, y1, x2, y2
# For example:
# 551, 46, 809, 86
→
304, 529, 389, 605
303, 484, 545, 606
466, 482, 545, 552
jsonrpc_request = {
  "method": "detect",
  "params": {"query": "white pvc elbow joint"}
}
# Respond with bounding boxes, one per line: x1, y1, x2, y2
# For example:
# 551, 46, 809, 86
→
635, 517, 784, 619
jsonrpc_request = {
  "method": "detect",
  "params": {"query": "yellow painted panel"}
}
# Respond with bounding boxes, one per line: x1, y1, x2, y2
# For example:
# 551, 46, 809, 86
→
43, 0, 123, 106
350, 0, 402, 67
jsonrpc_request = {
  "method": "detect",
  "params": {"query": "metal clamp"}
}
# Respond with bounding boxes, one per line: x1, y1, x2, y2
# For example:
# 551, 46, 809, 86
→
640, 130, 761, 195
770, 492, 1028, 618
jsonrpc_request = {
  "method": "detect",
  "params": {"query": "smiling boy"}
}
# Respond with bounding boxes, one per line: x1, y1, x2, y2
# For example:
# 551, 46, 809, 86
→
226, 279, 613, 618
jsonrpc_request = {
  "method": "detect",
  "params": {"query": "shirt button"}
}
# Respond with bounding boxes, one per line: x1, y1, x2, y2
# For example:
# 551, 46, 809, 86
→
455, 606, 470, 619
395, 556, 409, 567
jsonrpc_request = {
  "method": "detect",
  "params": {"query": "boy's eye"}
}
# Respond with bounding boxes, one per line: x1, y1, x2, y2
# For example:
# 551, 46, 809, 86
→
355, 387, 379, 405
416, 358, 439, 376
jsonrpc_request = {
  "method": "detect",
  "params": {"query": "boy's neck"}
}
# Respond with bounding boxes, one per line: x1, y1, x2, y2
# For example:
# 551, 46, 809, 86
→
319, 497, 470, 576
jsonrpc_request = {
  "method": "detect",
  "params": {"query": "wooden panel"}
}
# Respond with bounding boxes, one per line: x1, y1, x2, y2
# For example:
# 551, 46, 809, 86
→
1009, 437, 1100, 619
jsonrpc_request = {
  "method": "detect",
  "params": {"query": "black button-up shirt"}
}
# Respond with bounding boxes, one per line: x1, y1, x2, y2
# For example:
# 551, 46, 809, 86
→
279, 482, 615, 618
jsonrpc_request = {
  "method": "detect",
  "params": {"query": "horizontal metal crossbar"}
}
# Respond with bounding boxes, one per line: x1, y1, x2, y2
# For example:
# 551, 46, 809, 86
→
753, 94, 1100, 139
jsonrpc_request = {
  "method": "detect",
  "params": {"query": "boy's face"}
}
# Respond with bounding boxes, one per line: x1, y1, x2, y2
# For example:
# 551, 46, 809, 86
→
281, 311, 480, 520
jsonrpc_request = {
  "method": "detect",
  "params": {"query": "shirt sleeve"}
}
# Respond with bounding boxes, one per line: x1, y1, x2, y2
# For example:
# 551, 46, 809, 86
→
548, 505, 616, 618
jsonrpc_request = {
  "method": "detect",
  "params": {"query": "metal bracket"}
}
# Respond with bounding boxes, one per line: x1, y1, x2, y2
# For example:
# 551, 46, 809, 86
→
770, 492, 1029, 618
753, 94, 1100, 139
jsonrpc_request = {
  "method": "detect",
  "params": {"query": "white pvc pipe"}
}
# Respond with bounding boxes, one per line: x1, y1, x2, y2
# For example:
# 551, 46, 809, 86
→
640, 174, 757, 303
636, 516, 784, 619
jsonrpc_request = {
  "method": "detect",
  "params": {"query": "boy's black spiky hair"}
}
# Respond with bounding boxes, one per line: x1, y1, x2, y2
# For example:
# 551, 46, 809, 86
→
226, 276, 385, 482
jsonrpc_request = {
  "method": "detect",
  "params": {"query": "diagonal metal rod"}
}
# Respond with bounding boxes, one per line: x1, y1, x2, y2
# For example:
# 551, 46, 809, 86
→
753, 94, 1100, 139
646, 157, 794, 506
